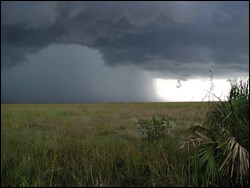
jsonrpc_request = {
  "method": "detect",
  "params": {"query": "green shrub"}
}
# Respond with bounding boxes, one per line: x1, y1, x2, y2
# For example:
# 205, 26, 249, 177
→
179, 77, 249, 187
137, 114, 176, 141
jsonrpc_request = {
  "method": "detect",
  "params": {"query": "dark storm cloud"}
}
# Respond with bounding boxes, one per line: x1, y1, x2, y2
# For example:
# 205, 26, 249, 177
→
1, 1, 249, 78
1, 44, 156, 103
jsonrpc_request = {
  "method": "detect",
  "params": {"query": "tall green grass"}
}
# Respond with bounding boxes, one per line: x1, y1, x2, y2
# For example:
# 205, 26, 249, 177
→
1, 102, 206, 187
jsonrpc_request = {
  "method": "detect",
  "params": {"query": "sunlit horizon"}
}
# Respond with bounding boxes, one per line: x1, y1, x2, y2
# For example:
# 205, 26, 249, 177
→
153, 78, 233, 102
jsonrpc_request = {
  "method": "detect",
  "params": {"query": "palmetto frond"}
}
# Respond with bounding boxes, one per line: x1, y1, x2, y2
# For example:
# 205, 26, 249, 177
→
178, 78, 249, 187
219, 137, 249, 186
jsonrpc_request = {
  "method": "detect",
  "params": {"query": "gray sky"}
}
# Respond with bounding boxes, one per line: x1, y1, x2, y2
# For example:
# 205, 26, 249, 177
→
1, 1, 249, 103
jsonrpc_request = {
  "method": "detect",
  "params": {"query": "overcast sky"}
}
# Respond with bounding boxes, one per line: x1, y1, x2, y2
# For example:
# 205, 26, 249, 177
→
1, 1, 249, 103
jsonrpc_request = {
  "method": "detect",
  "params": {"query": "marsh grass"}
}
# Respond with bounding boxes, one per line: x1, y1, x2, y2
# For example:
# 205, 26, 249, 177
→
1, 102, 208, 187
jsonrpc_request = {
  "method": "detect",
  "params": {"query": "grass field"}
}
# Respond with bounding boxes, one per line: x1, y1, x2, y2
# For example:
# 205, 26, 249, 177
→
1, 101, 247, 186
1, 102, 211, 187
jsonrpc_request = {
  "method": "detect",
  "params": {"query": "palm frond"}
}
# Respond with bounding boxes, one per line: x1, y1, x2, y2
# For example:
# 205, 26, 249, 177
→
178, 77, 249, 186
219, 137, 249, 185
197, 143, 218, 175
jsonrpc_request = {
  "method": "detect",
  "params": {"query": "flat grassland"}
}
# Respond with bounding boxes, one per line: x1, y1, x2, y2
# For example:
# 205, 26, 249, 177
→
1, 102, 211, 186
